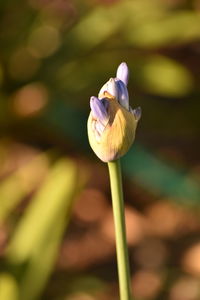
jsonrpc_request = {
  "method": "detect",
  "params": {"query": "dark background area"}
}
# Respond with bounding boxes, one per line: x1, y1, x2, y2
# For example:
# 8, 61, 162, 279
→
0, 0, 200, 299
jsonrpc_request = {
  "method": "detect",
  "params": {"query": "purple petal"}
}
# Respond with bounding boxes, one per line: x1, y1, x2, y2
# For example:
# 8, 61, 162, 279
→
115, 79, 129, 110
116, 62, 129, 86
90, 96, 109, 124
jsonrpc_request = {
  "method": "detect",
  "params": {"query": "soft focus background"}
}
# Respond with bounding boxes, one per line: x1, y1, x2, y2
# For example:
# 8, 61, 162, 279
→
0, 0, 200, 299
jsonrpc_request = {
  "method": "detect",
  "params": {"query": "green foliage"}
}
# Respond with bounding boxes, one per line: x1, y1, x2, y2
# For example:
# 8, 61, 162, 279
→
0, 157, 81, 300
0, 0, 200, 299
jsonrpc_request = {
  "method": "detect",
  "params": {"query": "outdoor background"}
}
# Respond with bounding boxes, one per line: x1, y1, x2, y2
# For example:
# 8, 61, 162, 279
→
0, 0, 200, 299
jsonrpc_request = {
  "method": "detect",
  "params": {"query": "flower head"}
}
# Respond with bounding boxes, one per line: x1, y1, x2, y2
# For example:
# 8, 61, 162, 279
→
87, 62, 141, 162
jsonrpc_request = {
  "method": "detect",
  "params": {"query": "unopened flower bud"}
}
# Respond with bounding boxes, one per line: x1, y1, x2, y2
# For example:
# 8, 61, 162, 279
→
87, 62, 141, 162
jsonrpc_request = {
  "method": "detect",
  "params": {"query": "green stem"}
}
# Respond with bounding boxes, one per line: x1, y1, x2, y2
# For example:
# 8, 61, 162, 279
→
108, 159, 132, 300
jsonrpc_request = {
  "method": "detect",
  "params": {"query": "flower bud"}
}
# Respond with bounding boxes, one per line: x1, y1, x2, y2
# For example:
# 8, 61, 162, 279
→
87, 62, 141, 162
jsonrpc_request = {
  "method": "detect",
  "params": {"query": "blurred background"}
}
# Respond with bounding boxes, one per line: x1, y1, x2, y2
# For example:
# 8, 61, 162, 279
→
0, 0, 200, 299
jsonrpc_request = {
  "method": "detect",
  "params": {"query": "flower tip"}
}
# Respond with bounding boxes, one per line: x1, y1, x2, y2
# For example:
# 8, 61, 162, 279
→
90, 95, 97, 107
106, 77, 118, 98
90, 96, 99, 116
132, 106, 142, 122
120, 62, 128, 68
116, 62, 129, 86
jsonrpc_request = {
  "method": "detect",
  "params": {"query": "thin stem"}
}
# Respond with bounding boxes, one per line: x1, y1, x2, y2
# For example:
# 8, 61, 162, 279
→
108, 159, 132, 300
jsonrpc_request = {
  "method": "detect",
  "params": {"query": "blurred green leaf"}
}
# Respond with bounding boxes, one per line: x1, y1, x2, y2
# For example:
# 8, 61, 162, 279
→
7, 158, 78, 263
4, 158, 81, 300
64, 275, 105, 299
0, 154, 48, 224
65, 4, 125, 55
0, 273, 18, 300
19, 216, 66, 300
125, 11, 200, 48
136, 55, 193, 96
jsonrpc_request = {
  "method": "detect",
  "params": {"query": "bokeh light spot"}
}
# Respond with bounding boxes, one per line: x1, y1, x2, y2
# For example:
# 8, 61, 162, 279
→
73, 188, 108, 224
12, 83, 48, 117
132, 270, 162, 299
170, 276, 200, 300
182, 242, 200, 275
28, 25, 61, 58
